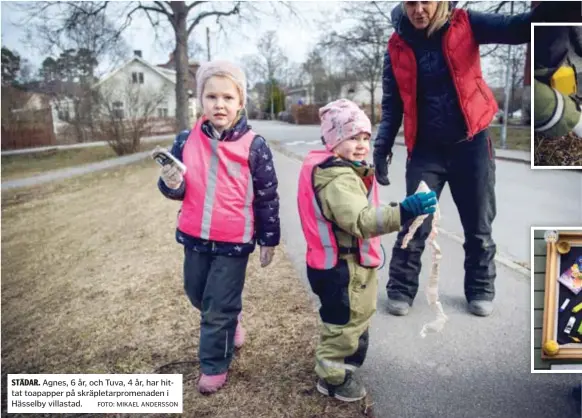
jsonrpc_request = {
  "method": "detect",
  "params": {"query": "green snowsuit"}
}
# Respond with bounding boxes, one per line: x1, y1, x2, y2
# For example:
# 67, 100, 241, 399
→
534, 25, 582, 138
308, 158, 401, 385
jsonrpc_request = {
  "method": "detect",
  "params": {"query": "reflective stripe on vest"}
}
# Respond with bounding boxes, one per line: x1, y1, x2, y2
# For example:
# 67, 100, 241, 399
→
297, 150, 382, 269
178, 118, 255, 243
360, 180, 382, 266
388, 9, 498, 155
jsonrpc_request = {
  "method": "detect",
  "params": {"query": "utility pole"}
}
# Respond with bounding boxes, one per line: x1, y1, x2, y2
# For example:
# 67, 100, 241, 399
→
500, 1, 514, 150
206, 27, 211, 61
270, 78, 275, 120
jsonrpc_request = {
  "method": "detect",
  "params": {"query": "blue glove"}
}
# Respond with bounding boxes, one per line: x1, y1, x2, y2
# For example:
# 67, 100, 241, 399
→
400, 191, 437, 218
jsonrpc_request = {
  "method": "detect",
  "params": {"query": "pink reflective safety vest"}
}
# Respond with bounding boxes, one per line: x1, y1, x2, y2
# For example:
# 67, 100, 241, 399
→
297, 150, 382, 270
178, 118, 255, 243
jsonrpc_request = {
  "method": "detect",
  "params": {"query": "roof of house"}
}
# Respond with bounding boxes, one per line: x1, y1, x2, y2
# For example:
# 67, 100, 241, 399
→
157, 52, 200, 93
93, 55, 176, 88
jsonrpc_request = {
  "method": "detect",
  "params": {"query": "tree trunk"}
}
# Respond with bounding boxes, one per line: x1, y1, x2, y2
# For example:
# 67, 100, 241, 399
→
171, 2, 190, 131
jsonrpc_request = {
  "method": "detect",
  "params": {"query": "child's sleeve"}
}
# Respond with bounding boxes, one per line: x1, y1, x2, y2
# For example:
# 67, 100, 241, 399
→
318, 173, 401, 239
249, 136, 281, 247
533, 78, 582, 138
157, 131, 189, 201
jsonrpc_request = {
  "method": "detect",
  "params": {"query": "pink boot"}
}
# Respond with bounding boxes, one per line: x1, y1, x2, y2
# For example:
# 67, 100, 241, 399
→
197, 372, 227, 394
234, 313, 245, 348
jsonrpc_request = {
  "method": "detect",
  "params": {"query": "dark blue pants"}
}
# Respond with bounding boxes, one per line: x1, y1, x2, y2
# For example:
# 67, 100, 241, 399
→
387, 130, 497, 304
183, 248, 249, 375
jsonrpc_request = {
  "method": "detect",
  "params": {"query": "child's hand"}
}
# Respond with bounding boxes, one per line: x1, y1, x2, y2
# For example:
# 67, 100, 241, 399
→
400, 191, 437, 217
260, 246, 275, 268
160, 165, 183, 189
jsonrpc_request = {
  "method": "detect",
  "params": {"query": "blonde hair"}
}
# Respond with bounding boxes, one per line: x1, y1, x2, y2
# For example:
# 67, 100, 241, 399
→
402, 1, 451, 37
427, 1, 451, 37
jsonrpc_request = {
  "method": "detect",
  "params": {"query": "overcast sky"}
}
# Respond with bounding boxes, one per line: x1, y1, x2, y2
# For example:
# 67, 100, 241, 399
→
1, 1, 359, 74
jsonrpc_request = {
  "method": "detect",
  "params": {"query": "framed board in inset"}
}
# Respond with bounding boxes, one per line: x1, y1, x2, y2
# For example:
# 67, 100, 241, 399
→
542, 231, 582, 360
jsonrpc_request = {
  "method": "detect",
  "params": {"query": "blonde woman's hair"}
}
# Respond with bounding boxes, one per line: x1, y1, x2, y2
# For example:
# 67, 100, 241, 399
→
402, 1, 451, 37
427, 1, 451, 37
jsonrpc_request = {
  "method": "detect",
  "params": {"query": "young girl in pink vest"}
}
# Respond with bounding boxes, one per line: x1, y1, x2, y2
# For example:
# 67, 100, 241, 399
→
157, 60, 280, 394
297, 99, 437, 402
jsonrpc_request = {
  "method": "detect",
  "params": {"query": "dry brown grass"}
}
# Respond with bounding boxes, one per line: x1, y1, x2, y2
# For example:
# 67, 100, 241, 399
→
1, 139, 173, 181
534, 132, 582, 166
1, 160, 373, 418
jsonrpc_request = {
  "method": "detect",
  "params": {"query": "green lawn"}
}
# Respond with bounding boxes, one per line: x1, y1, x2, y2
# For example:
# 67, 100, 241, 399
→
1, 139, 174, 180
488, 125, 531, 151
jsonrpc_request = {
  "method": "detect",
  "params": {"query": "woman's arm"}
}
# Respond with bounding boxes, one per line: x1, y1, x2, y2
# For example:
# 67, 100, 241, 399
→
373, 50, 403, 164
468, 10, 531, 45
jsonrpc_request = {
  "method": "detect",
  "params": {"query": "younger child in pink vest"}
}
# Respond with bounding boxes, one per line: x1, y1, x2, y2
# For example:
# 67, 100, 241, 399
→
157, 60, 280, 394
297, 99, 436, 402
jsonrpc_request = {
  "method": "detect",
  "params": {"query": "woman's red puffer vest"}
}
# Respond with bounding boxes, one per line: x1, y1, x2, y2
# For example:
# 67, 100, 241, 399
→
388, 9, 498, 154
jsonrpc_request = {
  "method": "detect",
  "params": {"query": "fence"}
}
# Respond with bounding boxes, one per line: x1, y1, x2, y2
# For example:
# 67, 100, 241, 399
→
1, 108, 56, 150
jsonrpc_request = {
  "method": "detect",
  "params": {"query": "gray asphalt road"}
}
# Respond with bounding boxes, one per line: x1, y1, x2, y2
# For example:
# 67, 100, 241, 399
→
272, 149, 581, 418
252, 120, 582, 268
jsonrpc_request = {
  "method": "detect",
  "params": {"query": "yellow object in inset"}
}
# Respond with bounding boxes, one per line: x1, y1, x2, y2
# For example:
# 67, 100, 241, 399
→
543, 340, 560, 356
551, 66, 577, 96
557, 240, 571, 254
573, 302, 582, 313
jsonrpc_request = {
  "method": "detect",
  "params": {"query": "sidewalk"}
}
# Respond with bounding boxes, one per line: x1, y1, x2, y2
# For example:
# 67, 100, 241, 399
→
1, 151, 152, 191
1, 135, 175, 191
0, 134, 174, 156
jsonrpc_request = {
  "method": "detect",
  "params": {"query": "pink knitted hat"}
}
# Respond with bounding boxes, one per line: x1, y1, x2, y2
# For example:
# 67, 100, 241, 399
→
196, 60, 247, 106
319, 99, 372, 151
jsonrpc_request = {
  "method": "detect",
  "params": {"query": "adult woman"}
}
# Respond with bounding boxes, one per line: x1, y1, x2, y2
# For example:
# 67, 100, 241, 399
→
373, 1, 531, 317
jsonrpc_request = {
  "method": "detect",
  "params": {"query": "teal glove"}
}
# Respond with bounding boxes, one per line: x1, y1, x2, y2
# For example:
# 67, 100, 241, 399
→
400, 191, 437, 220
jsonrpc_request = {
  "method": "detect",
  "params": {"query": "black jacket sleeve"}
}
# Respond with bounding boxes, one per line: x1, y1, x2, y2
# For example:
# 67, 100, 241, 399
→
469, 10, 532, 45
248, 135, 281, 247
374, 50, 403, 161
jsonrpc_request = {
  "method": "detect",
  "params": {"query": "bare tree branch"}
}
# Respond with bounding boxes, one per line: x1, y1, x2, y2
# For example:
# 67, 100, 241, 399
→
138, 3, 172, 19
187, 3, 241, 35
187, 1, 208, 11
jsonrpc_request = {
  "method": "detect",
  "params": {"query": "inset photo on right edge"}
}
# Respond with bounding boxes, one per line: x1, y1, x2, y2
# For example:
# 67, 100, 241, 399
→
533, 228, 582, 372
532, 20, 582, 168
